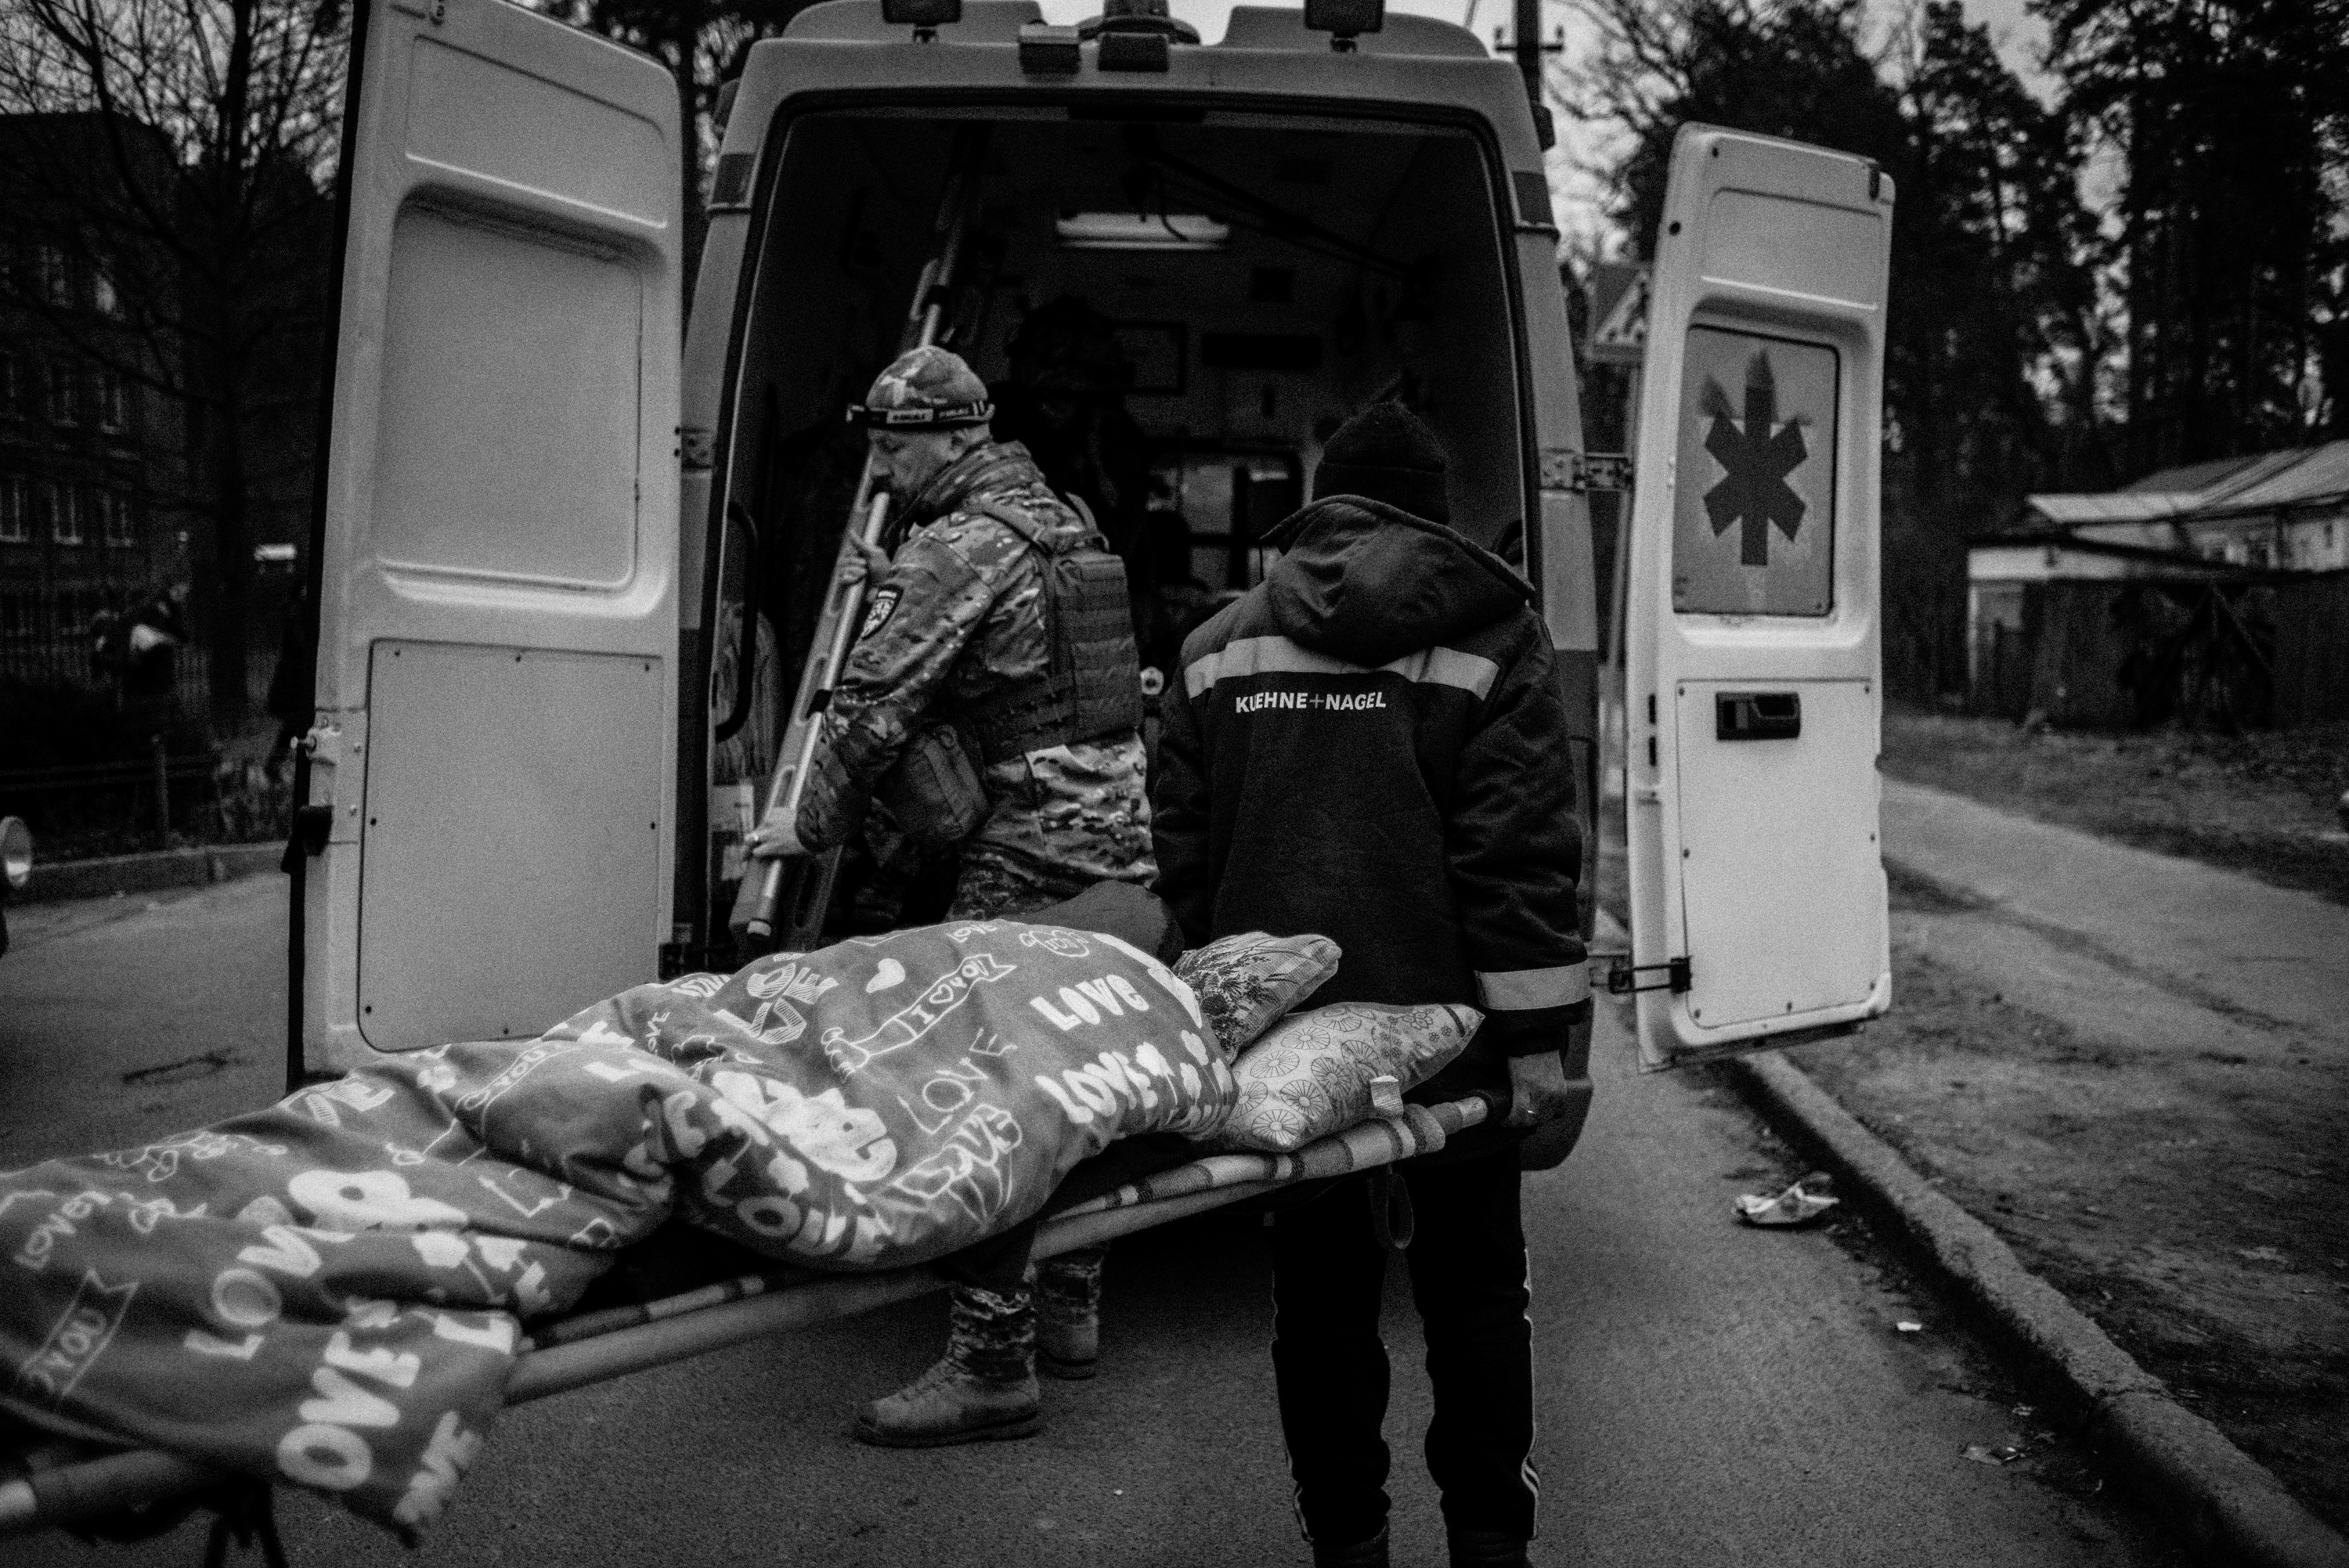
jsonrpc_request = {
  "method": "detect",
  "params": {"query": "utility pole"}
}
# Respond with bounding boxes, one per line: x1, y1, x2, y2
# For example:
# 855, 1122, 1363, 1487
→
1513, 0, 1541, 120
1496, 0, 1559, 143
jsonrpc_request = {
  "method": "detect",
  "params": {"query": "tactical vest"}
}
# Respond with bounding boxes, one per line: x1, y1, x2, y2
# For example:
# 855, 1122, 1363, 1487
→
958, 496, 1145, 764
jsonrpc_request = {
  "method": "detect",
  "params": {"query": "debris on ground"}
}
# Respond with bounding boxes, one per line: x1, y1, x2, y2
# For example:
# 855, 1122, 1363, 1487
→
1734, 1172, 1838, 1227
1963, 1444, 2026, 1465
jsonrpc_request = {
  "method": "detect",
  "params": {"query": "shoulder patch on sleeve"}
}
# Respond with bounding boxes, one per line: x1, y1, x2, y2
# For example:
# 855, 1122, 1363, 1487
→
858, 584, 903, 642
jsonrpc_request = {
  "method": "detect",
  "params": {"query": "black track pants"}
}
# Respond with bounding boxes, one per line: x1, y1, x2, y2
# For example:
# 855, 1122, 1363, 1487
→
1269, 1150, 1537, 1548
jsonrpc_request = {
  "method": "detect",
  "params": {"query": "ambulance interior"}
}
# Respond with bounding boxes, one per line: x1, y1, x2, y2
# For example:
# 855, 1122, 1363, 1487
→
709, 105, 1528, 934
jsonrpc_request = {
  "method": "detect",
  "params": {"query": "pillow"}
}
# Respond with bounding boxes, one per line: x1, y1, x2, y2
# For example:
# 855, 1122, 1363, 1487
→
1172, 932, 1343, 1059
1211, 1000, 1481, 1153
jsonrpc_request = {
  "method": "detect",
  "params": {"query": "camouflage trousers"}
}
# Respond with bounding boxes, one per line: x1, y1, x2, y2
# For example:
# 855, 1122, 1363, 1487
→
938, 861, 1117, 1383
947, 1283, 1035, 1385
947, 1249, 1107, 1384
947, 847, 1114, 922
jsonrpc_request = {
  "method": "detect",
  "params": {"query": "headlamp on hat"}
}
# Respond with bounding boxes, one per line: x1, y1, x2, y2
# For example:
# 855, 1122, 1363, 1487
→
845, 398, 995, 430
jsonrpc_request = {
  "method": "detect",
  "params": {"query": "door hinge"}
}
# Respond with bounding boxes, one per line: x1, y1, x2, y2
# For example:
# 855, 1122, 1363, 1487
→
677, 427, 716, 472
1539, 449, 1633, 494
1603, 954, 1690, 996
290, 804, 333, 859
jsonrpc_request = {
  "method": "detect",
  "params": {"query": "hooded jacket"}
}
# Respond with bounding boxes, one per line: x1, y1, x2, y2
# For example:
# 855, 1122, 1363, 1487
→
1152, 496, 1588, 1131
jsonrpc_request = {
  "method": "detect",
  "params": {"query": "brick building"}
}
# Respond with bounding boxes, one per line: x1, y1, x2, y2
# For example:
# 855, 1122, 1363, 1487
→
0, 111, 327, 720
0, 115, 189, 695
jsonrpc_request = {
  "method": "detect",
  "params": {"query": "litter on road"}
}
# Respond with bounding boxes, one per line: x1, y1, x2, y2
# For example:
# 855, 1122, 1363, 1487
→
1963, 1444, 2026, 1466
1733, 1173, 1839, 1227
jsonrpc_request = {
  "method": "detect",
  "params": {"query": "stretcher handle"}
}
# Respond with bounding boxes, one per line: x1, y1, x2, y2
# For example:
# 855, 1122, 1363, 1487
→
0, 1098, 1494, 1538
738, 134, 989, 952
742, 488, 889, 943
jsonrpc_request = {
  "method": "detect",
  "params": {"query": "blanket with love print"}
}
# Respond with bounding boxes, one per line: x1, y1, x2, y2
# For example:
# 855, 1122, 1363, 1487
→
0, 919, 1232, 1537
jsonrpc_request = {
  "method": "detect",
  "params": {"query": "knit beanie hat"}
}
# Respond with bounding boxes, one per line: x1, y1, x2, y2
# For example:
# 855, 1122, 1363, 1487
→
1311, 402, 1451, 524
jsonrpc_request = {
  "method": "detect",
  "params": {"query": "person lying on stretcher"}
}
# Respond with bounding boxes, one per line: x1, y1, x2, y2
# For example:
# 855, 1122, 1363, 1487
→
0, 889, 1483, 1539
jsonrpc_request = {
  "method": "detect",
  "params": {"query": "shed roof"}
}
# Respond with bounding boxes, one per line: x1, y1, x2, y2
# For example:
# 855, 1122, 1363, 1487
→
2190, 439, 2349, 518
2027, 492, 2201, 525
2120, 454, 2262, 494
2022, 442, 2344, 530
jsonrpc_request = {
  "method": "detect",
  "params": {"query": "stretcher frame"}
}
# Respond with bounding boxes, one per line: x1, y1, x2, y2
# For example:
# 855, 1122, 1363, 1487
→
0, 1098, 1491, 1540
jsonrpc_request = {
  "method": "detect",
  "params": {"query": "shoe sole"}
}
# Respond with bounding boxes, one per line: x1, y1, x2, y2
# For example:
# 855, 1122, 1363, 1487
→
852, 1411, 1042, 1449
1037, 1353, 1097, 1381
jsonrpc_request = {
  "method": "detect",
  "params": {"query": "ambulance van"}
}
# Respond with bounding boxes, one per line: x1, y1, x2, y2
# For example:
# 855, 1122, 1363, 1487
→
294, 0, 1893, 1127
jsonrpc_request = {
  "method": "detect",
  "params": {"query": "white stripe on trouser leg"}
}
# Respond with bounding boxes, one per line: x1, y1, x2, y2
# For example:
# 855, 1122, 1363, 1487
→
1519, 1242, 1541, 1519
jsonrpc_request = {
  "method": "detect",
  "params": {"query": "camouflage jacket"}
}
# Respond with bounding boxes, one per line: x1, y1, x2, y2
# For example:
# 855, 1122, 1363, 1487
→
797, 442, 1155, 886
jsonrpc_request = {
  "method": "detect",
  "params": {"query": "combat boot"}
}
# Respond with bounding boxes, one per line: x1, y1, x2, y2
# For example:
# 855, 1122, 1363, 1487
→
853, 1285, 1041, 1447
1447, 1529, 1531, 1568
1312, 1525, 1390, 1568
1034, 1248, 1105, 1379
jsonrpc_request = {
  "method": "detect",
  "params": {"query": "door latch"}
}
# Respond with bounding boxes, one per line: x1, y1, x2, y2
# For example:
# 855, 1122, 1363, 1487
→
1716, 691, 1802, 741
1603, 955, 1690, 996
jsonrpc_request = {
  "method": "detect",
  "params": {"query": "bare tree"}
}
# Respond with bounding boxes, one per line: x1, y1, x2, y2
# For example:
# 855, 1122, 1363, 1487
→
1561, 0, 2111, 697
0, 0, 345, 723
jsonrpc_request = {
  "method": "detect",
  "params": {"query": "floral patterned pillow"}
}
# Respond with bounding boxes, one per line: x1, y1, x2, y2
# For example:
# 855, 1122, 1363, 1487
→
1211, 1001, 1482, 1153
1172, 932, 1343, 1059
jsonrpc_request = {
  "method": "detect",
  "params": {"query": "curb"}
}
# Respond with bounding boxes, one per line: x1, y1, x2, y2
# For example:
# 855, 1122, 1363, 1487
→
1730, 1048, 2349, 1568
16, 842, 283, 905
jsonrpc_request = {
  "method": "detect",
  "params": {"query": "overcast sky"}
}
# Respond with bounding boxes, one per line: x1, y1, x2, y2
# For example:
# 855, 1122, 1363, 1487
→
1031, 0, 2056, 251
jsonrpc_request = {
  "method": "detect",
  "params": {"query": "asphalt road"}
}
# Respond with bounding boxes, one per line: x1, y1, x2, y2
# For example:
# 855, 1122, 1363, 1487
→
2, 878, 2185, 1567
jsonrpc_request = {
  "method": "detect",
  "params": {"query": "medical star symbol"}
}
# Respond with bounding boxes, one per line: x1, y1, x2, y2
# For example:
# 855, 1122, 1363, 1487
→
1702, 355, 1808, 567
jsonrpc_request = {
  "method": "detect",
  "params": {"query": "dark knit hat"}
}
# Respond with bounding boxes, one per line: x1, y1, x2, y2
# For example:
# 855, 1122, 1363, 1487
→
1312, 402, 1450, 524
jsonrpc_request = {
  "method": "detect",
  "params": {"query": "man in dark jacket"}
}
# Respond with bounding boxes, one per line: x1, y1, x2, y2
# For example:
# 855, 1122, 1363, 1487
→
1153, 403, 1588, 1568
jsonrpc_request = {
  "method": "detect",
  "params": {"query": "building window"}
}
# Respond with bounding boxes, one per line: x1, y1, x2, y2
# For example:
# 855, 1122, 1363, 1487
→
34, 244, 74, 307
0, 477, 27, 542
91, 269, 121, 319
96, 366, 130, 433
49, 482, 82, 545
98, 488, 135, 546
0, 592, 28, 641
46, 360, 78, 426
0, 350, 19, 418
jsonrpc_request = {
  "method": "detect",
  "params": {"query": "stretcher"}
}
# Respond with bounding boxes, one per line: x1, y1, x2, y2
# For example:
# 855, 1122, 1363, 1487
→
0, 1095, 1491, 1543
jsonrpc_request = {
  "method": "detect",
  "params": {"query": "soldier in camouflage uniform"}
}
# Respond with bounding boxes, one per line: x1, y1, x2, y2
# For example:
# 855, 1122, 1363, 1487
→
749, 345, 1148, 1447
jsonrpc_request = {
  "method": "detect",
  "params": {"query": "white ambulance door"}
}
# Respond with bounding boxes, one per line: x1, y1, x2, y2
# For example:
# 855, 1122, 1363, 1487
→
304, 0, 682, 1066
1621, 127, 1893, 1069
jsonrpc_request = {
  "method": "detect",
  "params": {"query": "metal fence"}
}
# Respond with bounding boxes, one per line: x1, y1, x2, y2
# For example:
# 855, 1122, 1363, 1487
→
0, 638, 249, 716
2271, 570, 2349, 726
0, 744, 290, 860
1966, 571, 2349, 732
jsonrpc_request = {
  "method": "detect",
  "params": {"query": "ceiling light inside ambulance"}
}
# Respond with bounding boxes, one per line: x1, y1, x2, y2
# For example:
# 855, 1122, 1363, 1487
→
1056, 211, 1230, 251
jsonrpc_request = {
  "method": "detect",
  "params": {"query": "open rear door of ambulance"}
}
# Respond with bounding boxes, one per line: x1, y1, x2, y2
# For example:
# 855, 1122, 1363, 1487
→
302, 0, 682, 1071
1621, 127, 1893, 1069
